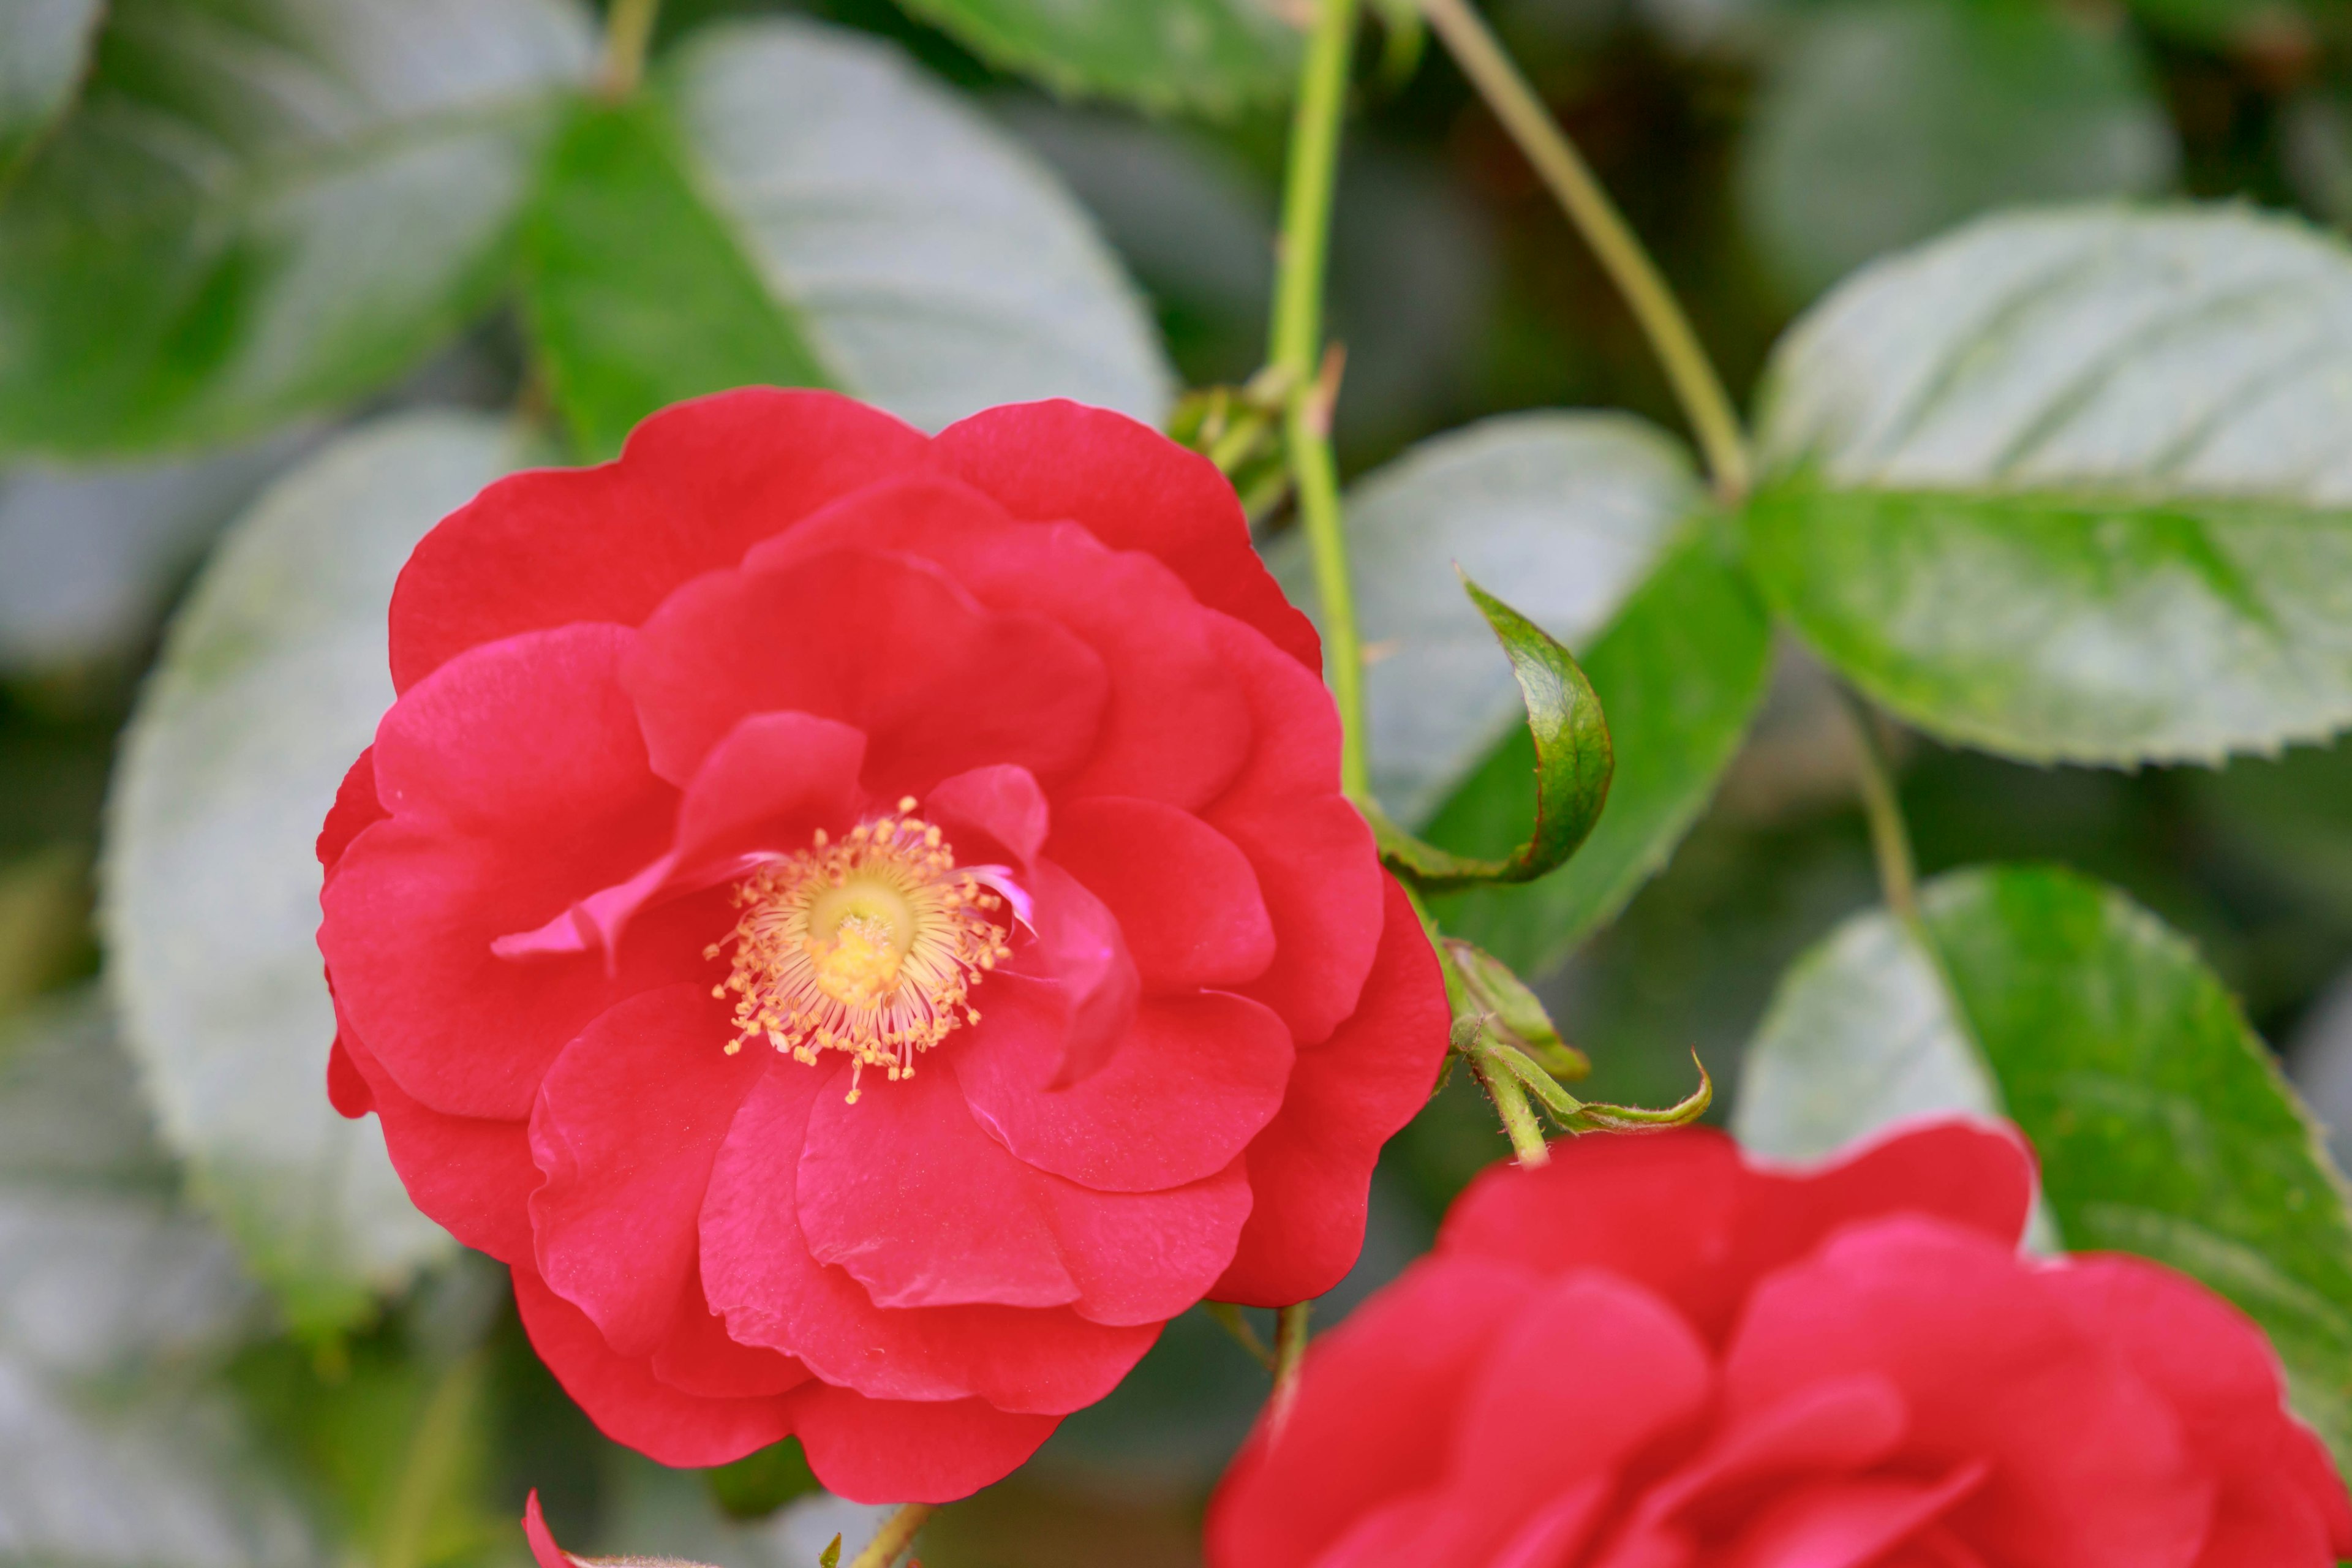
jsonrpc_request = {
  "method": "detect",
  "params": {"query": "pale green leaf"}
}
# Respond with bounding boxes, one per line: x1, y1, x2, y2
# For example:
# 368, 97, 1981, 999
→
103, 412, 535, 1332
1750, 205, 2352, 765
894, 0, 1297, 116
0, 0, 104, 178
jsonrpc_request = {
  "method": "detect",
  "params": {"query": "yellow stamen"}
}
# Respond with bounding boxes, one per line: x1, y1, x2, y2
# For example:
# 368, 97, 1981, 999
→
713, 808, 1011, 1099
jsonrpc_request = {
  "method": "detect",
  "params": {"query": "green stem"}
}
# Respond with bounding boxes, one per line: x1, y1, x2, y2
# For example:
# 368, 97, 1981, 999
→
1268, 1300, 1314, 1438
1272, 0, 1372, 802
379, 1353, 484, 1568
1839, 690, 1919, 926
1204, 1300, 1278, 1370
849, 1503, 935, 1568
598, 0, 663, 97
1415, 0, 1751, 500
1469, 1050, 1551, 1166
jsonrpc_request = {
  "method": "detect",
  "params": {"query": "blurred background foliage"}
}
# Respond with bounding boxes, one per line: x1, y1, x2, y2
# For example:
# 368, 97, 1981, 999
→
7, 0, 2352, 1562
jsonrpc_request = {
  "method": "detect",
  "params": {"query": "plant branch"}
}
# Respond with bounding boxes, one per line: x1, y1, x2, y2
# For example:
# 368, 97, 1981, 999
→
598, 0, 663, 97
1204, 1300, 1278, 1370
848, 1503, 934, 1568
1272, 0, 1372, 802
1414, 0, 1751, 500
1268, 1301, 1314, 1439
1840, 689, 1919, 925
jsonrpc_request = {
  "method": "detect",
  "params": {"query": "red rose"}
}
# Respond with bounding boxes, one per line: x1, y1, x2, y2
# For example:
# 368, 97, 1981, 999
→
1208, 1122, 2352, 1568
317, 390, 1449, 1502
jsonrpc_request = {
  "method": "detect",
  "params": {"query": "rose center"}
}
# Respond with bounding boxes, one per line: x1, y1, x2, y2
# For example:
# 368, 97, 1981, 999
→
709, 799, 1011, 1101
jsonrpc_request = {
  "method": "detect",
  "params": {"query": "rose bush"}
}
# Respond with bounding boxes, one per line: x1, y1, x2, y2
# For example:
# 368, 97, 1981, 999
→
1208, 1121, 2352, 1568
316, 389, 1450, 1502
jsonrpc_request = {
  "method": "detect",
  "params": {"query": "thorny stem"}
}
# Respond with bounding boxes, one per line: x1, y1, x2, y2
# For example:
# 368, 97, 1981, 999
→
1273, 0, 1373, 802
598, 0, 663, 97
1415, 0, 1752, 500
1469, 1049, 1551, 1166
848, 1502, 934, 1568
1839, 690, 1920, 926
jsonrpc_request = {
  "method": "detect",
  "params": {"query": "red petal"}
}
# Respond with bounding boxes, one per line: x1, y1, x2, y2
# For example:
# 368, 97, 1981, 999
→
933, 400, 1320, 671
529, 986, 766, 1357
924, 763, 1051, 867
1034, 1156, 1253, 1327
326, 1035, 374, 1117
1714, 1466, 1990, 1568
703, 1064, 1156, 1411
522, 1491, 573, 1568
954, 979, 1293, 1192
390, 389, 931, 692
1214, 876, 1449, 1305
747, 478, 1253, 810
1724, 1217, 2210, 1567
317, 747, 385, 880
335, 1024, 536, 1264
624, 548, 1107, 793
320, 625, 696, 1119
1047, 797, 1274, 992
1628, 1374, 1909, 1526
792, 1381, 1058, 1506
1200, 614, 1381, 1045
1205, 1254, 1539, 1568
1735, 1120, 2037, 1288
647, 1264, 811, 1401
511, 1262, 797, 1469
2047, 1254, 2352, 1564
796, 1061, 1080, 1311
1016, 861, 1141, 1090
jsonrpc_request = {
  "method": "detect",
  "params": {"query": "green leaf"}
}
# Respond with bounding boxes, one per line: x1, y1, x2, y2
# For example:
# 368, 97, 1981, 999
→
1749, 205, 2352, 766
1268, 412, 1702, 824
704, 1438, 821, 1521
0, 0, 594, 458
0, 0, 102, 179
522, 97, 834, 462
1368, 578, 1611, 893
104, 412, 535, 1333
892, 0, 1297, 116
1736, 0, 2173, 301
1736, 865, 2352, 1465
1425, 535, 1773, 974
0, 993, 315, 1567
521, 17, 1174, 460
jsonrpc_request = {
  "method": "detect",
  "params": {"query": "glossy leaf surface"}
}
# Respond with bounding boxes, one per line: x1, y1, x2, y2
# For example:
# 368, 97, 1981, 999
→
895, 0, 1297, 116
0, 0, 594, 457
1751, 207, 2352, 764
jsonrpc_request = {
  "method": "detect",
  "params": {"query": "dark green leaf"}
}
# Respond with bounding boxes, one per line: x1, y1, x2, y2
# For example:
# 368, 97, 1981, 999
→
0, 0, 102, 179
1427, 535, 1773, 974
1750, 206, 2352, 766
0, 0, 594, 458
521, 17, 1172, 457
704, 1438, 821, 1521
104, 413, 533, 1332
522, 97, 832, 461
892, 0, 1297, 116
1737, 0, 2173, 301
1370, 577, 1611, 893
1268, 412, 1700, 823
1736, 865, 2352, 1465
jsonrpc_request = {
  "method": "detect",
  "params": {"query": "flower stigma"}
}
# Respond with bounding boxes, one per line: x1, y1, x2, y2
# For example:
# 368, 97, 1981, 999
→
708, 797, 1012, 1102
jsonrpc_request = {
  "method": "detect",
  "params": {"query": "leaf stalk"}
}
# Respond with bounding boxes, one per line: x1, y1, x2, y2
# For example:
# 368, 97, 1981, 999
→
1414, 0, 1751, 500
848, 1502, 934, 1568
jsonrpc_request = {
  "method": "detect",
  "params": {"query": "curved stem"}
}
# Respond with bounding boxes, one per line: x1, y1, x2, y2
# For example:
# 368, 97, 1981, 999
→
598, 0, 663, 97
1839, 689, 1919, 926
1415, 0, 1751, 500
1272, 0, 1373, 802
849, 1502, 934, 1568
1268, 1300, 1314, 1439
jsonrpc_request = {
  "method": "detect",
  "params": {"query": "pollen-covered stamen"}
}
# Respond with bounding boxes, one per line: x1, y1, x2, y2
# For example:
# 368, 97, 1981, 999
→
706, 797, 1012, 1102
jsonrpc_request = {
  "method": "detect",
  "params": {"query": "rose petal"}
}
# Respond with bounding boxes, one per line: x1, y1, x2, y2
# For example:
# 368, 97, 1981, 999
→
512, 1263, 797, 1469
954, 981, 1292, 1193
391, 388, 931, 691
796, 1061, 1080, 1311
1715, 1465, 1989, 1568
934, 399, 1319, 671
1200, 614, 1381, 1045
647, 1264, 812, 1401
1034, 1156, 1253, 1326
1048, 797, 1274, 992
334, 1025, 536, 1264
701, 1062, 1158, 1412
317, 747, 386, 881
793, 1381, 1058, 1506
530, 985, 766, 1356
1215, 876, 1450, 1306
625, 547, 1107, 793
322, 625, 696, 1119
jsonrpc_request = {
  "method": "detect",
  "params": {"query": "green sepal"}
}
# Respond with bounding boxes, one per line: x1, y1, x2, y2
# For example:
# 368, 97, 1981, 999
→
1372, 575, 1613, 894
1444, 937, 1590, 1082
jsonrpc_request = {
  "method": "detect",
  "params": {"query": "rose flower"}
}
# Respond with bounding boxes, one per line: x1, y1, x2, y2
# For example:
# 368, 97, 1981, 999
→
1209, 1122, 2352, 1568
317, 390, 1449, 1502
